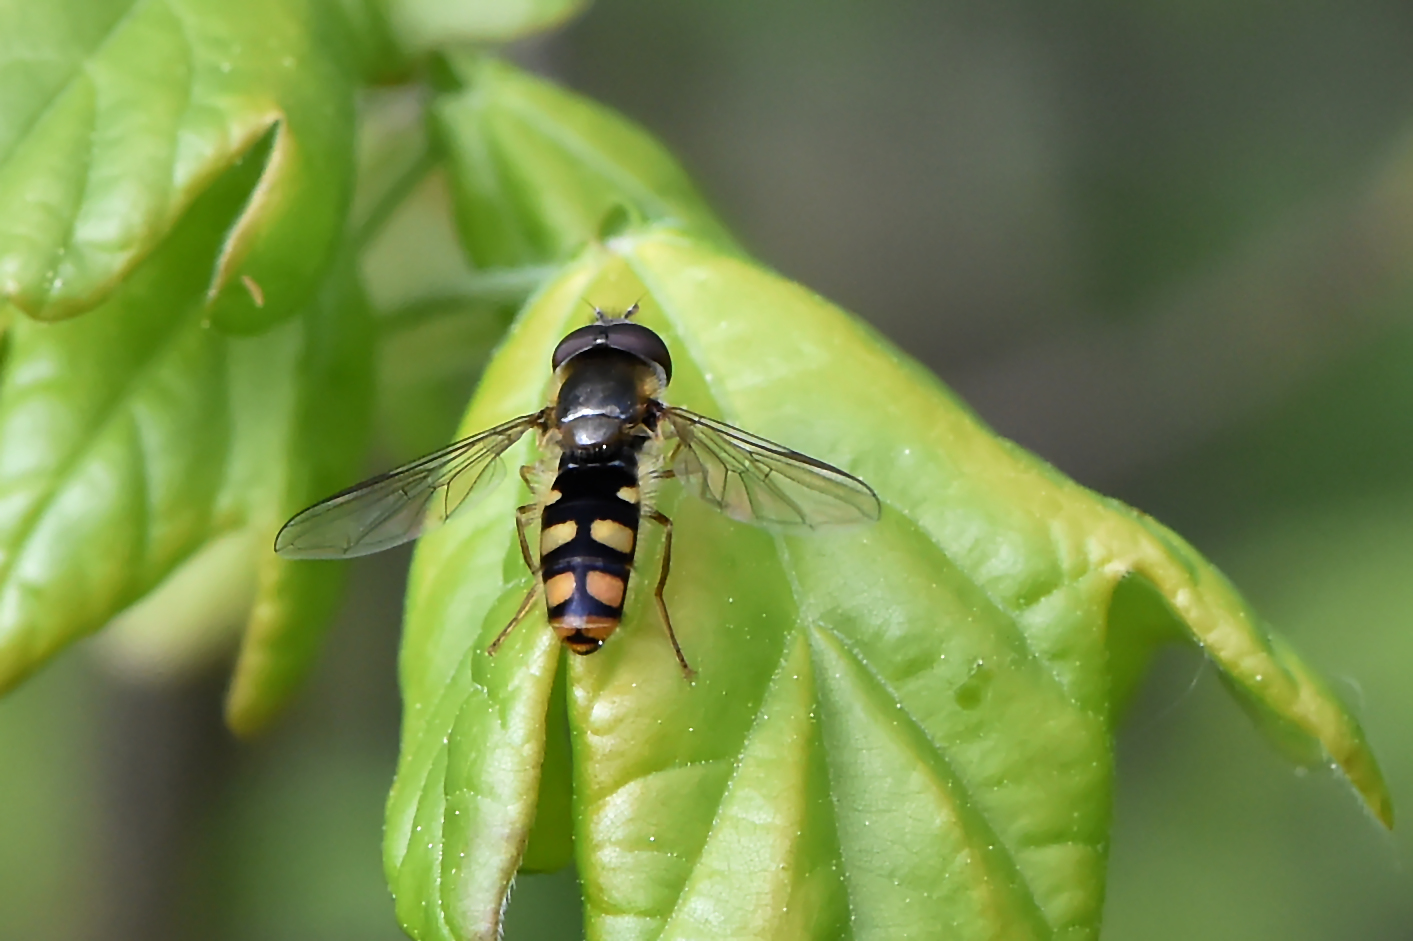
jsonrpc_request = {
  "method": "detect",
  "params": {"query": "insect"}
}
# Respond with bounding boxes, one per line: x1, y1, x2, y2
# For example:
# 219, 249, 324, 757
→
274, 305, 881, 673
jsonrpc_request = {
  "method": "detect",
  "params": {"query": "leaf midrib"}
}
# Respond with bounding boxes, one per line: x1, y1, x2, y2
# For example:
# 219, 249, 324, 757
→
632, 246, 1081, 938
810, 621, 1056, 938
629, 235, 1103, 721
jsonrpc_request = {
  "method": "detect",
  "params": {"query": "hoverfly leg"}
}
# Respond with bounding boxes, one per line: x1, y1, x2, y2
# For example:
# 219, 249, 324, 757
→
644, 509, 694, 678
514, 502, 540, 575
488, 504, 544, 657
487, 581, 542, 656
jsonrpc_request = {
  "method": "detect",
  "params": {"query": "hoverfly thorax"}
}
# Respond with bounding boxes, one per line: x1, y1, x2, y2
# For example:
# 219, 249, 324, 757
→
551, 347, 660, 457
549, 310, 670, 459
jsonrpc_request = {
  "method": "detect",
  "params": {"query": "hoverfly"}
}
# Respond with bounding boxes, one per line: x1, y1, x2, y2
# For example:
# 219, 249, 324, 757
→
275, 306, 881, 673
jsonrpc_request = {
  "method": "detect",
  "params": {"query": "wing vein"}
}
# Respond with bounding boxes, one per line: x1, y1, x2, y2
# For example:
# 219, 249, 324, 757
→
662, 406, 880, 530
274, 411, 544, 558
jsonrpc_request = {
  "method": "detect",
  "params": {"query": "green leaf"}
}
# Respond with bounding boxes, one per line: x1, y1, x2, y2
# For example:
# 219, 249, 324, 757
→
0, 153, 373, 731
384, 260, 605, 941
433, 56, 739, 271
95, 528, 257, 682
328, 0, 408, 83
0, 0, 355, 332
376, 302, 515, 464
357, 147, 531, 463
382, 0, 589, 52
390, 228, 1390, 940
224, 253, 375, 735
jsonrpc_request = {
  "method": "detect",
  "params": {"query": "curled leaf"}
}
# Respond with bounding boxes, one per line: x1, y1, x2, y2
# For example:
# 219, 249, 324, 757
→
389, 228, 1389, 940
383, 0, 589, 52
0, 0, 355, 331
433, 56, 738, 270
0, 154, 373, 732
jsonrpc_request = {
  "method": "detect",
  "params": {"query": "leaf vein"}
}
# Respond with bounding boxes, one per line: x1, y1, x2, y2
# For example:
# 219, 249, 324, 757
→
496, 93, 676, 223
40, 73, 96, 311
0, 0, 149, 168
0, 310, 200, 656
631, 248, 1088, 937
656, 635, 799, 935
634, 253, 1095, 723
811, 622, 1059, 937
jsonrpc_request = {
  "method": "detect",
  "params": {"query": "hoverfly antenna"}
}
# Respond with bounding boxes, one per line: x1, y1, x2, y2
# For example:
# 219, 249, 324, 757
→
581, 298, 612, 324
581, 299, 640, 323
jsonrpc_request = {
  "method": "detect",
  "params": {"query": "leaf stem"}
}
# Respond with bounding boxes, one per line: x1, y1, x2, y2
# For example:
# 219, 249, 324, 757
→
375, 266, 557, 335
352, 146, 439, 253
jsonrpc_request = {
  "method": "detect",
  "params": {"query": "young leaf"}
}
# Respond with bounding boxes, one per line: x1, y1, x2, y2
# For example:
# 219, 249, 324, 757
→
433, 56, 739, 271
0, 154, 373, 731
0, 0, 355, 332
328, 0, 408, 83
223, 255, 375, 735
390, 229, 1390, 941
385, 261, 604, 941
382, 0, 589, 52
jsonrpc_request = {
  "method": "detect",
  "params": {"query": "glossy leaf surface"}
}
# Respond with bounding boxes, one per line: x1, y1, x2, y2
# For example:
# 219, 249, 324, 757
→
0, 0, 355, 331
0, 154, 373, 734
434, 56, 738, 271
383, 0, 589, 52
388, 229, 1390, 941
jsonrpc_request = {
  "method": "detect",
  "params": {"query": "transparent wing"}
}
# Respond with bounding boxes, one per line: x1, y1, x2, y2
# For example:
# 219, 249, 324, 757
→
274, 412, 544, 559
662, 407, 881, 529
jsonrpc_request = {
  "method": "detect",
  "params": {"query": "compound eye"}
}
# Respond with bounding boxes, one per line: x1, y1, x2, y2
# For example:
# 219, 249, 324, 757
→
551, 325, 605, 372
606, 322, 672, 382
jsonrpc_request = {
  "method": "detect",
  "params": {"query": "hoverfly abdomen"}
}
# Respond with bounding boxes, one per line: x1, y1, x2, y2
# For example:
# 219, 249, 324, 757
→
540, 458, 642, 654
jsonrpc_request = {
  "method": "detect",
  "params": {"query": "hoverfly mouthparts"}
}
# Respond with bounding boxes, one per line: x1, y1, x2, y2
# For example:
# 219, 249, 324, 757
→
276, 309, 880, 674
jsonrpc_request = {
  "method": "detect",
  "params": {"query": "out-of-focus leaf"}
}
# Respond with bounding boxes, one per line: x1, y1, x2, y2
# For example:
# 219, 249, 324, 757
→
0, 153, 373, 732
224, 254, 375, 734
434, 55, 738, 270
382, 0, 588, 53
376, 303, 514, 463
0, 153, 252, 690
330, 0, 407, 83
352, 88, 434, 248
0, 0, 355, 332
388, 228, 1390, 941
94, 528, 257, 683
362, 172, 475, 315
360, 163, 537, 462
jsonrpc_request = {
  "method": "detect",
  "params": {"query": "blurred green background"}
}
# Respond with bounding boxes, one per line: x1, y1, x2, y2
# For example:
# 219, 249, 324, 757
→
2, 0, 1411, 937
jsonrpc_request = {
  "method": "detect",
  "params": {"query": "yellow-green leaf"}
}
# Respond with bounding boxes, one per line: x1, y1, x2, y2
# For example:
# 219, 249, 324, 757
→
383, 0, 589, 52
434, 56, 738, 271
387, 228, 1389, 941
0, 0, 356, 332
0, 157, 373, 729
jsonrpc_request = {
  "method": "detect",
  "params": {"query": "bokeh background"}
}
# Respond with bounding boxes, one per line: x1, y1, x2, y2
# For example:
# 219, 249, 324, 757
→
3, 0, 1412, 938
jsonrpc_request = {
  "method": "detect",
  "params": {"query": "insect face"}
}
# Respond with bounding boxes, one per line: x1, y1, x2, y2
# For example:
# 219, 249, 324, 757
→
551, 310, 673, 384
